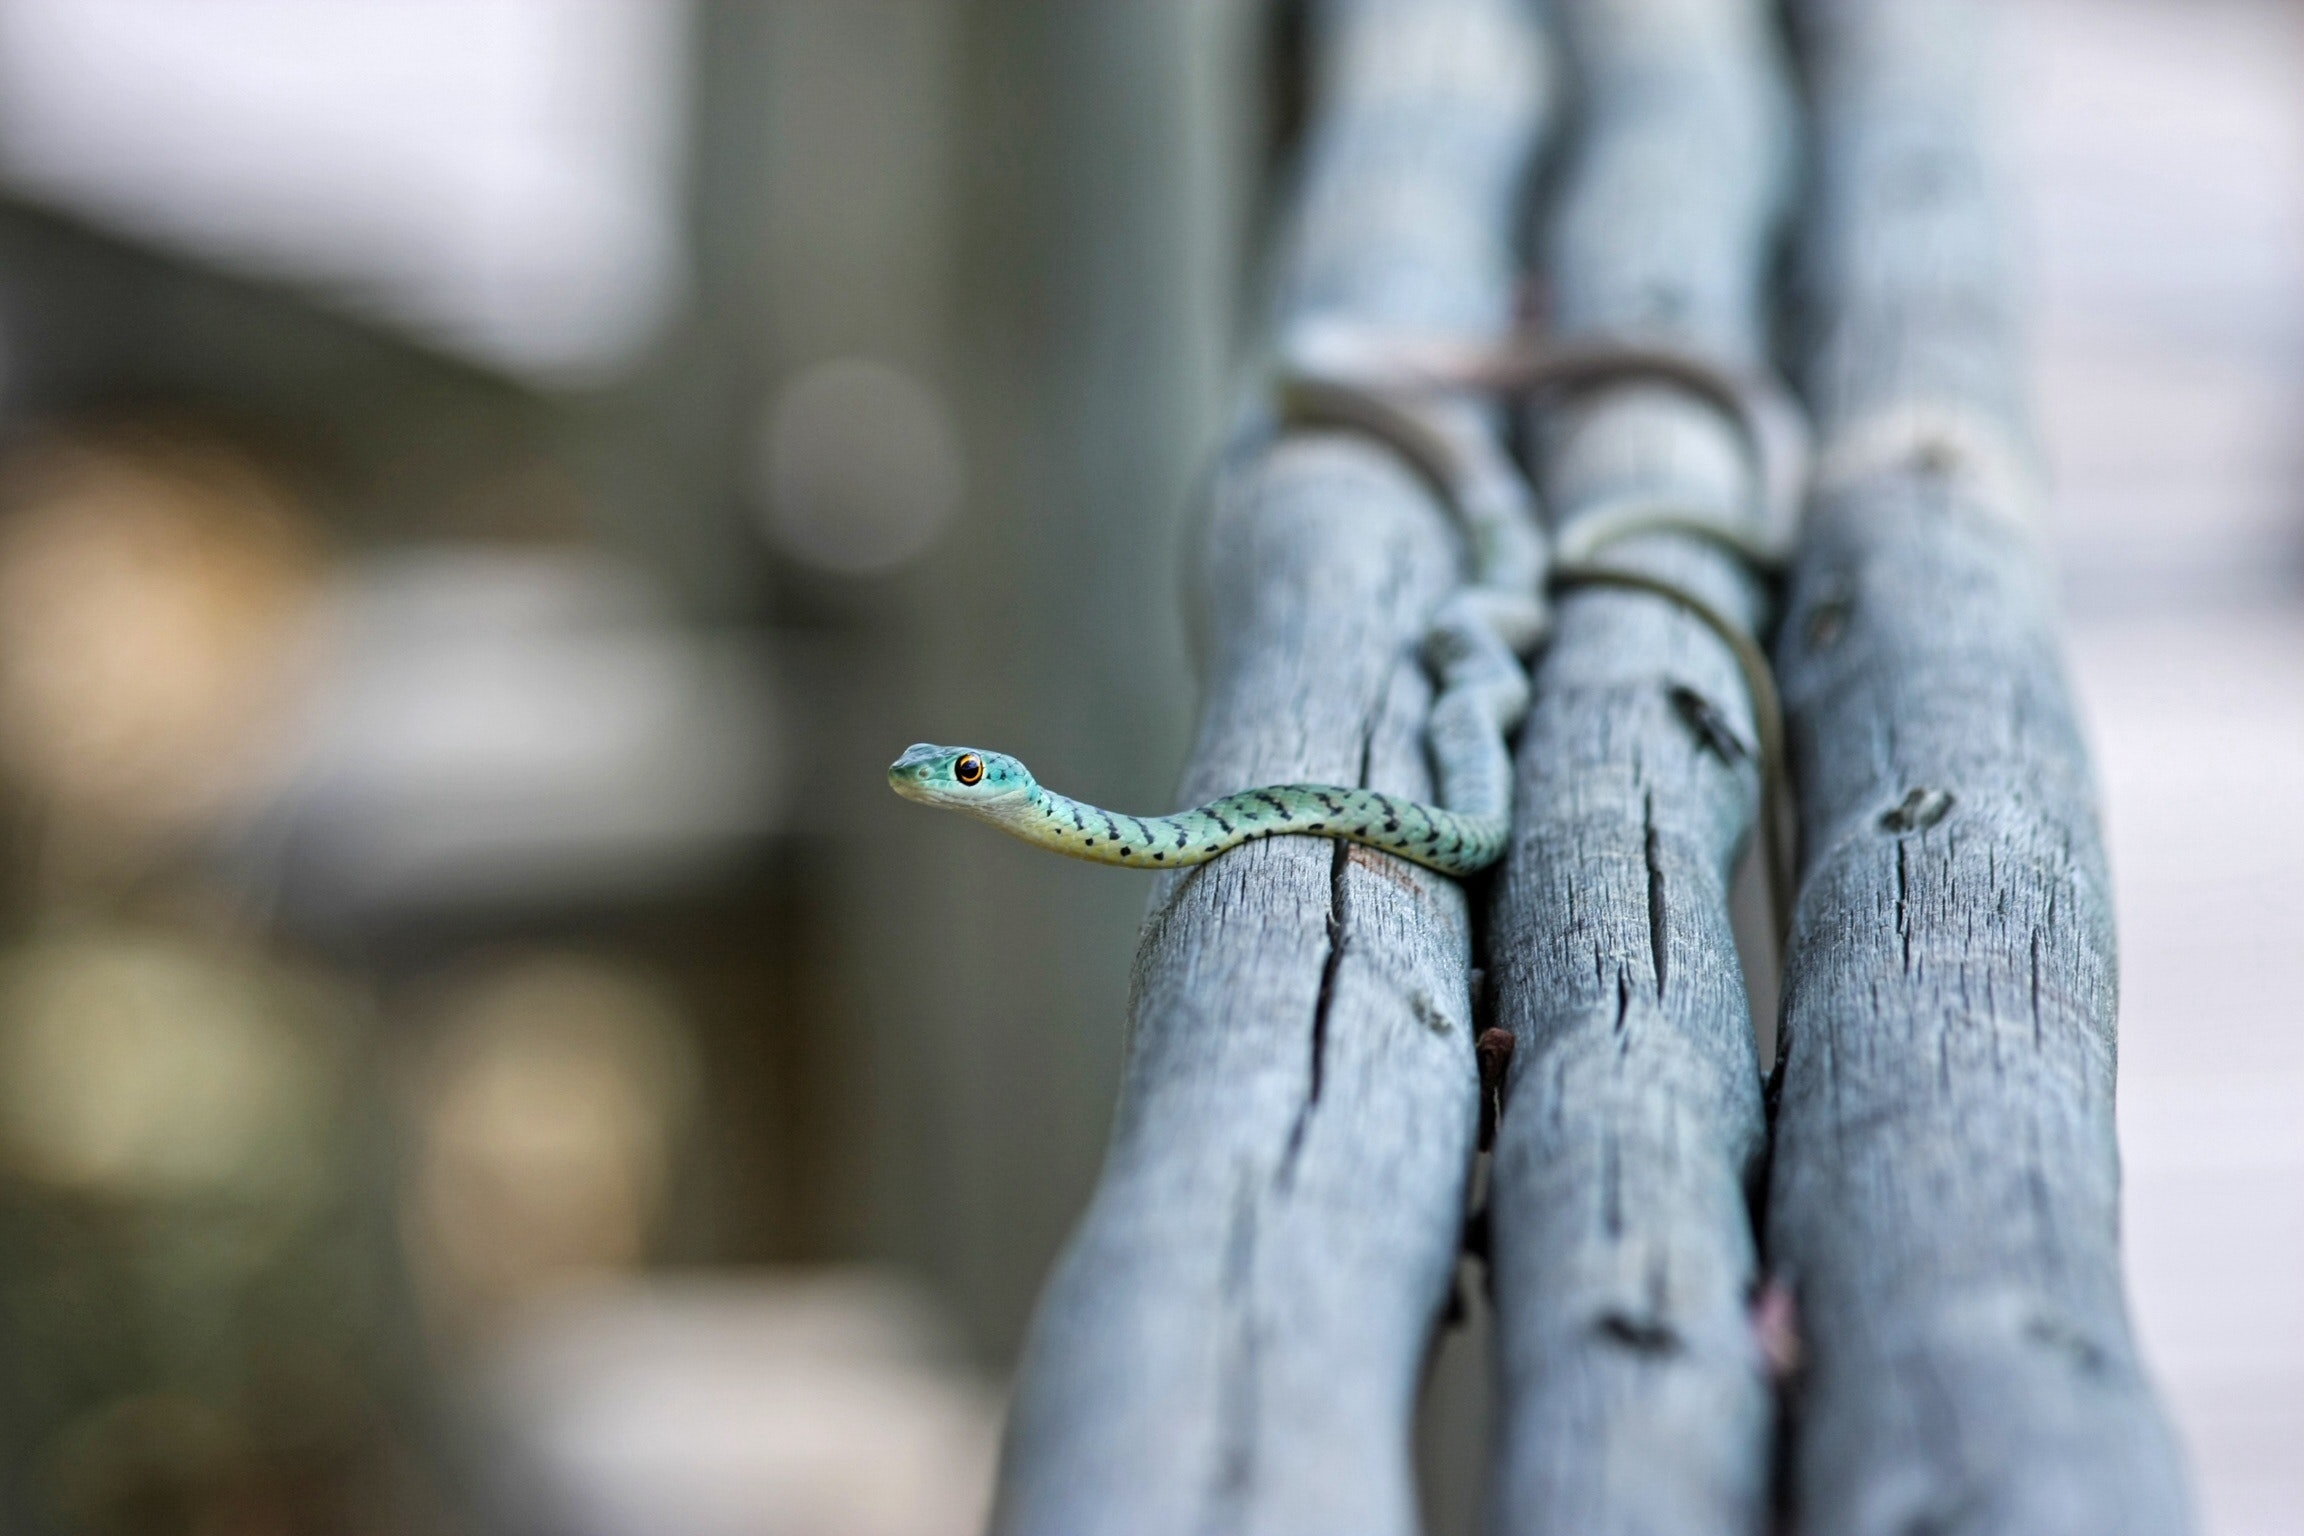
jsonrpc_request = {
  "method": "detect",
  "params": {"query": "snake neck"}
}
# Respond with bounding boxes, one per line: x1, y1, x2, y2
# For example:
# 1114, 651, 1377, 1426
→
999, 787, 1197, 866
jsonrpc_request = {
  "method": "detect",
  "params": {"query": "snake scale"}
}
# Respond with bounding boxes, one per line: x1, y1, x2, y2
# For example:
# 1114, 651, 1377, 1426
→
890, 329, 1804, 880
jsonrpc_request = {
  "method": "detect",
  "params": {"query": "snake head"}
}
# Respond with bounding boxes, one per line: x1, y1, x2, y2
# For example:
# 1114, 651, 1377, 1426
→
888, 743, 1034, 809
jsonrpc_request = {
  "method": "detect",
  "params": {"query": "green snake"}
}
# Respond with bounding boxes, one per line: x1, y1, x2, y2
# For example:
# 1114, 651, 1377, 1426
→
890, 330, 1804, 880
889, 745, 1511, 876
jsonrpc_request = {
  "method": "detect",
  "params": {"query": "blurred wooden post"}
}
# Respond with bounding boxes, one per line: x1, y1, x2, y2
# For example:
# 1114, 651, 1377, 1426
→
1769, 1, 2193, 1530
1481, 1, 1794, 1531
987, 2, 1551, 1532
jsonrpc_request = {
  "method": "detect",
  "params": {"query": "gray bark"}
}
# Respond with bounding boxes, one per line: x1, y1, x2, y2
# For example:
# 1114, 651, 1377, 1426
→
1483, 2, 1796, 1533
989, 2, 1554, 1532
1769, 2, 2193, 1532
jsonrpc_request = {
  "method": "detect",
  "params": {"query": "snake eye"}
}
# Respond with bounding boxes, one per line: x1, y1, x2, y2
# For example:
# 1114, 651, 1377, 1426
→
954, 753, 984, 786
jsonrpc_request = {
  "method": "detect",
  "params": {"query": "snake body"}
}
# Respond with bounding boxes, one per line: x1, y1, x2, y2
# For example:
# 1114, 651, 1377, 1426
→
889, 329, 1803, 882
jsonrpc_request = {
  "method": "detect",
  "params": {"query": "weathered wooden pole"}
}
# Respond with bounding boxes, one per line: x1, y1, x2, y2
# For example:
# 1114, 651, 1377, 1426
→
1769, 2, 2193, 1531
988, 2, 1552, 1532
1482, 1, 1795, 1531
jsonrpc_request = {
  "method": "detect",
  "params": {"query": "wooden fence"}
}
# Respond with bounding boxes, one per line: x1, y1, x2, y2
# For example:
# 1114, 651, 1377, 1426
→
992, 1, 2192, 1532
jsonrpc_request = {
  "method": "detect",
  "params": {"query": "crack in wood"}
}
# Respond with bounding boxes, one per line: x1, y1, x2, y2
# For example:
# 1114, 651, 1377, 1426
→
1279, 719, 1376, 1184
1895, 839, 1912, 974
1644, 788, 1669, 998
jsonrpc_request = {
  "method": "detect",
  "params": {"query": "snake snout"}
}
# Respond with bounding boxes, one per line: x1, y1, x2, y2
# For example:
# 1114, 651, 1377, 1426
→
889, 743, 962, 804
887, 765, 935, 804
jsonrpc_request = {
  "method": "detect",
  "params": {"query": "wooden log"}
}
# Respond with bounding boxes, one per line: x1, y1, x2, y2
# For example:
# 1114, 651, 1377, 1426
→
1481, 2, 1796, 1532
988, 3, 1553, 1532
1769, 2, 2194, 1532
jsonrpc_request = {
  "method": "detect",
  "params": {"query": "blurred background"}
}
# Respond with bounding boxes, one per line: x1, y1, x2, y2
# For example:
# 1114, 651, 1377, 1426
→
2020, 3, 2304, 1533
0, 3, 1250, 1532
0, 2, 2290, 1534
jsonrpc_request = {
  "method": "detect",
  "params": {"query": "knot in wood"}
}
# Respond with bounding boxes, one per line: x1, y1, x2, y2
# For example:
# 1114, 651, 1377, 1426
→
1879, 786, 1954, 834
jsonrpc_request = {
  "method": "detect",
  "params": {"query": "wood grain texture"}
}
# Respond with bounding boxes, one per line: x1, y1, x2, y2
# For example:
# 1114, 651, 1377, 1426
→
1482, 2, 1796, 1532
989, 2, 1553, 1532
1770, 2, 2193, 1532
